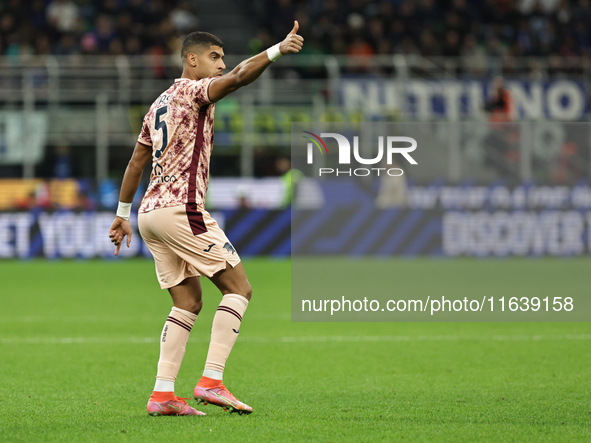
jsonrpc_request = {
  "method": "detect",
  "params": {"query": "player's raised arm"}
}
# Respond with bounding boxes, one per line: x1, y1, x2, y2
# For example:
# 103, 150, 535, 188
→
109, 141, 152, 255
208, 21, 303, 102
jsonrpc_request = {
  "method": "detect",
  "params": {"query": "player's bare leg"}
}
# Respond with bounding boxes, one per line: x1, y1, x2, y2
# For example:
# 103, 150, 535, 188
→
148, 277, 206, 416
169, 276, 204, 313
194, 262, 253, 414
209, 262, 252, 300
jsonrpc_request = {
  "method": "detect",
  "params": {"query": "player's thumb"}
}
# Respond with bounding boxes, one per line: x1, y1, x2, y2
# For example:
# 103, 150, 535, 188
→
289, 20, 299, 35
127, 231, 132, 248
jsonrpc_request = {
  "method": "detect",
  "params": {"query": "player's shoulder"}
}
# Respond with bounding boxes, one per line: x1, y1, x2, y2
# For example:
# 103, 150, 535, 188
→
175, 77, 215, 90
174, 77, 216, 104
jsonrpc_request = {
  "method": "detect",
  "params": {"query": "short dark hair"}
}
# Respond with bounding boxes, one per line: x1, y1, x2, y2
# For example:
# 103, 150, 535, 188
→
181, 32, 224, 59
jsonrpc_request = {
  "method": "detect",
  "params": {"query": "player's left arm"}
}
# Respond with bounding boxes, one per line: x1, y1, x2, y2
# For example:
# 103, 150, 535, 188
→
208, 21, 303, 102
109, 141, 152, 255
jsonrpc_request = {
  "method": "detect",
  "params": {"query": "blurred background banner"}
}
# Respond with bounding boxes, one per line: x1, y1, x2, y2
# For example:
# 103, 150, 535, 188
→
340, 79, 589, 120
0, 208, 293, 259
2, 0, 591, 260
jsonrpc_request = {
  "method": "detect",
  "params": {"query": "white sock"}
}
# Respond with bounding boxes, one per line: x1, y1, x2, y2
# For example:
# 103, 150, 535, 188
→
154, 378, 175, 392
203, 369, 223, 380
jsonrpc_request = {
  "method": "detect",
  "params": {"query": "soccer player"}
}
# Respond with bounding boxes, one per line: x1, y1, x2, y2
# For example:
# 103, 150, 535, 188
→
108, 22, 303, 416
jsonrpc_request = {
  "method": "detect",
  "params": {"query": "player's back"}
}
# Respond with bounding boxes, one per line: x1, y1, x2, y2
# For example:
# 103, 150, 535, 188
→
138, 77, 217, 213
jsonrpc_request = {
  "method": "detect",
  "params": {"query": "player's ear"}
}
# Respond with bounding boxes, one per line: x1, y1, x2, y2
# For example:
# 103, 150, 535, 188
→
187, 53, 197, 67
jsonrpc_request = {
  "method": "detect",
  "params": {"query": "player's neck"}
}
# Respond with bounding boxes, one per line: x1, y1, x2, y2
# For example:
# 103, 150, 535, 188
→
180, 69, 202, 81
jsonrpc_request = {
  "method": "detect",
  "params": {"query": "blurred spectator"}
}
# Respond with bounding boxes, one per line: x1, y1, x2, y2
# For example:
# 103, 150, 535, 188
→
46, 0, 79, 34
419, 30, 440, 57
276, 157, 302, 208
53, 33, 78, 55
461, 33, 487, 76
574, 0, 591, 23
98, 0, 120, 19
80, 33, 98, 55
347, 36, 374, 72
93, 15, 116, 52
109, 38, 124, 56
398, 36, 420, 56
444, 12, 468, 41
519, 0, 561, 13
485, 77, 513, 120
417, 0, 443, 34
367, 18, 384, 50
35, 34, 51, 55
114, 12, 134, 44
398, 1, 419, 36
29, 0, 47, 30
442, 30, 462, 57
53, 145, 72, 179
125, 35, 143, 55
312, 13, 340, 51
126, 0, 149, 24
5, 32, 34, 59
0, 13, 17, 50
170, 1, 199, 33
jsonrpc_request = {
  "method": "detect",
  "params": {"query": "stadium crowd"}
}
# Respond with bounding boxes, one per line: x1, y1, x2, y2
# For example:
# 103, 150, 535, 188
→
0, 0, 198, 57
259, 0, 591, 59
0, 0, 590, 63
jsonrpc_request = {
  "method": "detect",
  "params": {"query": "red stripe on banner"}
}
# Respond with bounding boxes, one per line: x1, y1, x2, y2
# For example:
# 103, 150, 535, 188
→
167, 316, 192, 332
217, 306, 242, 322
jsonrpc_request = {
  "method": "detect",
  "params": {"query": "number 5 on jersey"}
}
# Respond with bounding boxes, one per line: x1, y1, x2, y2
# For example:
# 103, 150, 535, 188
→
154, 106, 168, 159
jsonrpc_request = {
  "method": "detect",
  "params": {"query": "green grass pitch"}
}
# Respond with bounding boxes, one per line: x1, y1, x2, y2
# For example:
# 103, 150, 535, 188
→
1, 258, 590, 442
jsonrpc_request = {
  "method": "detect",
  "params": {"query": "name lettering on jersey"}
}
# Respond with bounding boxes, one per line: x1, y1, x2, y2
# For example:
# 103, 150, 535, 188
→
156, 93, 173, 107
151, 162, 177, 184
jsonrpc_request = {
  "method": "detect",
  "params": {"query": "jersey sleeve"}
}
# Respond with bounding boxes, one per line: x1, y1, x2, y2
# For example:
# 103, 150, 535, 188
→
187, 77, 215, 105
137, 115, 152, 146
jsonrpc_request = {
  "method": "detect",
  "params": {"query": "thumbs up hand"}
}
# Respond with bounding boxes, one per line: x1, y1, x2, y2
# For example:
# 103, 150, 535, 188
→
289, 20, 299, 35
279, 20, 304, 55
